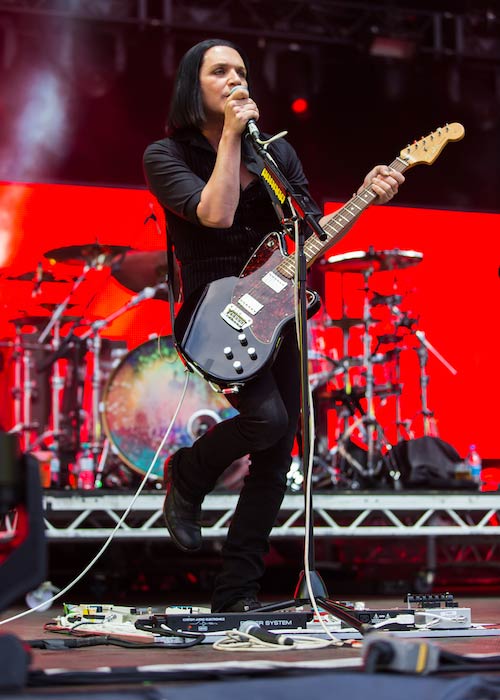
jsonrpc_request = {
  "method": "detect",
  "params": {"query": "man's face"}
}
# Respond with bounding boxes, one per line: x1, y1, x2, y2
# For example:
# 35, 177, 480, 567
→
199, 45, 248, 122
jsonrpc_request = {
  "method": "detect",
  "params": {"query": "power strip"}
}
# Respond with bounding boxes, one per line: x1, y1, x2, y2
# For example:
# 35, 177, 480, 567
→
414, 607, 472, 629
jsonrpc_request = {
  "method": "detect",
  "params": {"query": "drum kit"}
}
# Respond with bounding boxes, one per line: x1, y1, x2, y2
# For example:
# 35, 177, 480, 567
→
0, 241, 456, 490
305, 245, 457, 489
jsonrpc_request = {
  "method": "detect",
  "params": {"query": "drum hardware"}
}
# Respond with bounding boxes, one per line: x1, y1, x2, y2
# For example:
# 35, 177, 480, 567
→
39, 243, 133, 344
360, 268, 386, 476
323, 316, 367, 330
39, 302, 77, 312
71, 280, 169, 470
92, 438, 110, 489
411, 329, 457, 438
317, 248, 424, 487
110, 249, 168, 295
5, 270, 68, 283
44, 243, 132, 267
5, 327, 44, 451
38, 274, 91, 344
324, 247, 424, 274
376, 334, 405, 346
370, 292, 404, 308
9, 314, 82, 329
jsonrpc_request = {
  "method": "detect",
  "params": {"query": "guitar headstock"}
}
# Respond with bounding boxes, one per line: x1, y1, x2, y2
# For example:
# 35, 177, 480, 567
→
399, 123, 465, 168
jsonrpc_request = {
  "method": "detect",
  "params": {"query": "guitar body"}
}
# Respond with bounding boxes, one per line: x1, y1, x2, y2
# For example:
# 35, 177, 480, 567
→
174, 232, 320, 386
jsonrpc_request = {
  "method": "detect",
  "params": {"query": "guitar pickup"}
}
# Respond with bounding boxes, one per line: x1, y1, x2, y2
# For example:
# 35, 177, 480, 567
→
262, 271, 287, 293
238, 293, 263, 315
220, 303, 253, 331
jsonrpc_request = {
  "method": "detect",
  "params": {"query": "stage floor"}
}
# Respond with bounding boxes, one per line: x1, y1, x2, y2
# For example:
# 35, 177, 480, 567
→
1, 595, 500, 698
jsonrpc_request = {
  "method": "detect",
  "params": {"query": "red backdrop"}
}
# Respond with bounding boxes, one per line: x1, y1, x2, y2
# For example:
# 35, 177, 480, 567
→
0, 182, 498, 458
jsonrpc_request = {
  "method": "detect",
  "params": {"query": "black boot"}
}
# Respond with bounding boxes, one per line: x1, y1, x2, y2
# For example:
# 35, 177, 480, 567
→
163, 451, 202, 552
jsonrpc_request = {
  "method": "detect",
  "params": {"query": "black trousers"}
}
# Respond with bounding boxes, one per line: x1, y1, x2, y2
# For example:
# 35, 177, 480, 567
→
173, 329, 300, 612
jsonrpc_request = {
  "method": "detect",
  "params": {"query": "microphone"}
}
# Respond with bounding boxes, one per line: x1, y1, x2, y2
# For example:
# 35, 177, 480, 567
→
245, 118, 261, 142
238, 620, 293, 646
228, 85, 261, 142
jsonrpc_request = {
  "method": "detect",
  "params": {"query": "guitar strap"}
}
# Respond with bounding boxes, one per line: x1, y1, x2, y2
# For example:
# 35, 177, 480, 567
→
245, 139, 290, 227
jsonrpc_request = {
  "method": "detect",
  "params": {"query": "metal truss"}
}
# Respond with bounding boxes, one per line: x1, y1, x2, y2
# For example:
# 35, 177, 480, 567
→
0, 0, 498, 63
41, 491, 500, 542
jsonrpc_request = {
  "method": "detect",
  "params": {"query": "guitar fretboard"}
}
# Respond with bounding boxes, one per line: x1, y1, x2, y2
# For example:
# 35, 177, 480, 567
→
277, 156, 408, 280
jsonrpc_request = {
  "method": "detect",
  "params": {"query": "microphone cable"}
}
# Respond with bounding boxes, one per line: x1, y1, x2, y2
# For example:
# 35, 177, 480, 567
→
290, 208, 344, 647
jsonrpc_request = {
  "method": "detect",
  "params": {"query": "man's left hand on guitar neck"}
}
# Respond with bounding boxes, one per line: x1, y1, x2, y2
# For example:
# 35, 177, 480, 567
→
359, 164, 405, 204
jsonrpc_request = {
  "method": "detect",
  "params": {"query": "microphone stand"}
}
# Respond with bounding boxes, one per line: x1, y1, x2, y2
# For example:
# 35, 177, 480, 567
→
246, 130, 366, 633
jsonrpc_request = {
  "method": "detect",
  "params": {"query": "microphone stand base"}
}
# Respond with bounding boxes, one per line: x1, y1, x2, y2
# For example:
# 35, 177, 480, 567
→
294, 569, 328, 600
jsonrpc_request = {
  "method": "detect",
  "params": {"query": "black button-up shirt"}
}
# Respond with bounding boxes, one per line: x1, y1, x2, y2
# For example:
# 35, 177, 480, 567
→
143, 128, 321, 300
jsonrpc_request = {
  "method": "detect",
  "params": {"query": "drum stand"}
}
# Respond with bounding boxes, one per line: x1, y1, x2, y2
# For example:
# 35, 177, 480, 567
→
29, 320, 65, 455
8, 326, 40, 451
414, 331, 435, 436
79, 282, 166, 474
48, 321, 64, 451
328, 270, 393, 485
356, 270, 391, 477
413, 329, 458, 437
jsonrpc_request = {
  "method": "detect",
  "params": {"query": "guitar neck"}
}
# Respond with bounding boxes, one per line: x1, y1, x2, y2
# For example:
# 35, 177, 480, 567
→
277, 156, 408, 279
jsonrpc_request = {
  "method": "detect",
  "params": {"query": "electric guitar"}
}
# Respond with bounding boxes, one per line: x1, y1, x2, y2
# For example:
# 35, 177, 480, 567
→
174, 123, 465, 388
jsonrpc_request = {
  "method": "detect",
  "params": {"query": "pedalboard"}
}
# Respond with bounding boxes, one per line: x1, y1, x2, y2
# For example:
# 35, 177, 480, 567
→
147, 611, 312, 634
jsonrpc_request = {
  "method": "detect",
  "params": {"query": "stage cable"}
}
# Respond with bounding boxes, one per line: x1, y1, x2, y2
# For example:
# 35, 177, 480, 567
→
0, 370, 191, 627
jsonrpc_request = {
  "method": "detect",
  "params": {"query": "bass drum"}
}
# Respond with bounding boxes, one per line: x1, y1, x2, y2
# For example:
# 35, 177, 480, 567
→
101, 336, 237, 480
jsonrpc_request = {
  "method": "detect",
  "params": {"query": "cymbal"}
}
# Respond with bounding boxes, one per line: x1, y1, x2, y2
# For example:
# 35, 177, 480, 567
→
9, 315, 82, 327
111, 250, 167, 293
324, 317, 366, 330
336, 351, 398, 367
39, 302, 77, 311
318, 383, 402, 402
5, 270, 68, 283
324, 249, 423, 273
370, 293, 403, 307
377, 334, 405, 345
44, 244, 132, 266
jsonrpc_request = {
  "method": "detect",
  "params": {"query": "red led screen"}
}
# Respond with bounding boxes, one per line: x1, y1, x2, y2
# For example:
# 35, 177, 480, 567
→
0, 182, 498, 459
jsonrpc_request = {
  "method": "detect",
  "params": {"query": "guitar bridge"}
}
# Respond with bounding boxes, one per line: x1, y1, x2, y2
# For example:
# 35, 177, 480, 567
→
220, 303, 253, 331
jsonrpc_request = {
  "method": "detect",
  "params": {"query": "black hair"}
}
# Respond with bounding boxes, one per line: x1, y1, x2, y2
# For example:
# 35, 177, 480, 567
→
166, 38, 251, 134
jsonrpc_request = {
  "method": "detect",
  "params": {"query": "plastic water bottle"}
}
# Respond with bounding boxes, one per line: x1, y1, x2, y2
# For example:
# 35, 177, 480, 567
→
50, 453, 60, 487
466, 444, 482, 487
77, 445, 95, 490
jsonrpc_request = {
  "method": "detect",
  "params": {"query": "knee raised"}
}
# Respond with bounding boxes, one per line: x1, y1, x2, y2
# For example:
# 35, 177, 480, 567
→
241, 408, 289, 452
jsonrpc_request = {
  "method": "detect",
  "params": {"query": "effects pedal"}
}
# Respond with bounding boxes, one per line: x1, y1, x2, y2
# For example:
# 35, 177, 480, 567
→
149, 610, 312, 634
406, 592, 471, 630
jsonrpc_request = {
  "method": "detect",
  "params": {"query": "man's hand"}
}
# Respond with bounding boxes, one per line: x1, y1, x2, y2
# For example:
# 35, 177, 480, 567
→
224, 86, 259, 135
359, 165, 405, 204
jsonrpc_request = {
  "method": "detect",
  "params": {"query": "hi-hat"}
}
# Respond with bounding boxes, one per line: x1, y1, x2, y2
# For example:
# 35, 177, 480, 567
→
324, 317, 368, 330
370, 292, 404, 307
317, 383, 402, 402
9, 315, 82, 327
5, 270, 68, 283
44, 244, 131, 266
324, 249, 423, 273
377, 334, 405, 345
39, 302, 77, 311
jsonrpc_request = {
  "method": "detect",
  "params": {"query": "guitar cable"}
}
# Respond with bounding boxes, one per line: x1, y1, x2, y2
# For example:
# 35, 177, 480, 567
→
0, 369, 191, 627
